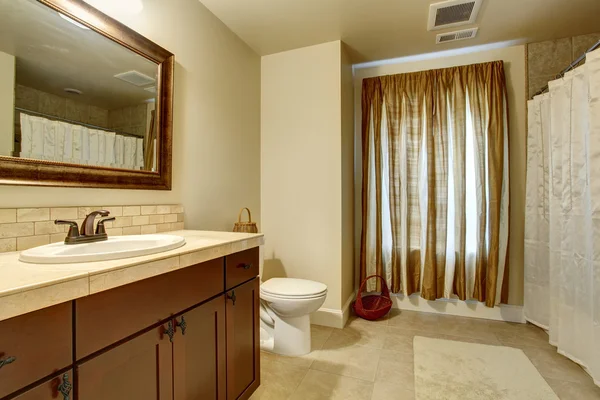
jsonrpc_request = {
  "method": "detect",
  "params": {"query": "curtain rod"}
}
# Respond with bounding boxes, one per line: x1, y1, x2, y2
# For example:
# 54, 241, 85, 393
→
15, 107, 142, 138
532, 39, 600, 98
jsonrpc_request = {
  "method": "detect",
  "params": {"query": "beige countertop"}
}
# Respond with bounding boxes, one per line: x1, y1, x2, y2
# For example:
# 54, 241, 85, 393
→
0, 230, 264, 322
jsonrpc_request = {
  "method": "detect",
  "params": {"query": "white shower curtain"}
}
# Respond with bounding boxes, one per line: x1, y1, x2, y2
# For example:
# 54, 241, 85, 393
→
19, 113, 145, 170
525, 48, 600, 386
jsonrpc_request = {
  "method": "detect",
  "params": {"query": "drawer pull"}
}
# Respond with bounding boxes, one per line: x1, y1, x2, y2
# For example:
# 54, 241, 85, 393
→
238, 263, 253, 270
0, 356, 15, 369
164, 320, 175, 342
58, 373, 72, 400
176, 315, 187, 336
227, 290, 237, 306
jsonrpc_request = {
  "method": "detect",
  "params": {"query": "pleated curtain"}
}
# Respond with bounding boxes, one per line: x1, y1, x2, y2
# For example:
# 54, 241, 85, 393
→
360, 61, 510, 307
525, 48, 600, 386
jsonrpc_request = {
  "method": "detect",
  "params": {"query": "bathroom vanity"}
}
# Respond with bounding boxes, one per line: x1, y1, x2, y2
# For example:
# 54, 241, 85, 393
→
0, 230, 263, 400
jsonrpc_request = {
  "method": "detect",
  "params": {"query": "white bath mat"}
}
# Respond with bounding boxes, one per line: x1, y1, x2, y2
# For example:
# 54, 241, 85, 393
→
413, 336, 558, 400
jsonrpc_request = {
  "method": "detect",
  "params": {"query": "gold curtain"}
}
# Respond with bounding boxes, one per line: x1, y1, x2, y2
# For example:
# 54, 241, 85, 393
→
360, 61, 509, 307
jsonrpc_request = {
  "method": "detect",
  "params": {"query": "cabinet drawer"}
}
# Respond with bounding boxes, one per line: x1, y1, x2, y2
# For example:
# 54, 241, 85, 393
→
0, 303, 72, 399
226, 247, 259, 290
76, 258, 223, 360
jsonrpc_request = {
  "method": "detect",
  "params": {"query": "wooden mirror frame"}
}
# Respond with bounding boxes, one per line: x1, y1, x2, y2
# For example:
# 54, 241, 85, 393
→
0, 0, 174, 190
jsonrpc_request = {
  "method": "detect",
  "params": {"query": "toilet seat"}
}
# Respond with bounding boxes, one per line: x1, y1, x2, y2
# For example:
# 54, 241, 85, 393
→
260, 278, 327, 299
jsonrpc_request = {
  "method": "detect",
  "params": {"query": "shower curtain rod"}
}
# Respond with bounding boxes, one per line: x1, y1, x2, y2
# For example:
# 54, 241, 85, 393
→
532, 39, 600, 98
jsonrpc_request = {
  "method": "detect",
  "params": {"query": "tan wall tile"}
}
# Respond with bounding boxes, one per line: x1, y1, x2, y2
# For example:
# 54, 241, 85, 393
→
0, 209, 16, 223
149, 215, 165, 224
123, 226, 141, 235
112, 216, 133, 228
50, 207, 78, 220
132, 215, 150, 226
0, 238, 16, 252
17, 208, 50, 222
123, 206, 141, 216
78, 207, 102, 219
157, 205, 171, 214
0, 204, 184, 253
34, 221, 66, 235
50, 233, 65, 243
171, 205, 184, 214
140, 225, 157, 234
0, 222, 35, 238
102, 206, 123, 217
156, 223, 172, 233
141, 205, 157, 215
164, 214, 177, 223
17, 235, 50, 251
106, 228, 123, 236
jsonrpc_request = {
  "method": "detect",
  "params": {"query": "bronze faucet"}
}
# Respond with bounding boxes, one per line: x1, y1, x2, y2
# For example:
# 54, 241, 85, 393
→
55, 210, 115, 245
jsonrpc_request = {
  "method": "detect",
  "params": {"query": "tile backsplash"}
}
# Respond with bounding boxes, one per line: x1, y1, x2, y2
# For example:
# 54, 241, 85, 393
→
0, 204, 184, 253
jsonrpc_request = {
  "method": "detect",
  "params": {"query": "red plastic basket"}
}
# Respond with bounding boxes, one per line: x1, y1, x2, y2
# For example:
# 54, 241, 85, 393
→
353, 275, 393, 320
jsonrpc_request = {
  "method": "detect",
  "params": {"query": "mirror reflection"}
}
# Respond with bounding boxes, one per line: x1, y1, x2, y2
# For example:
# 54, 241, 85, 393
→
0, 0, 159, 171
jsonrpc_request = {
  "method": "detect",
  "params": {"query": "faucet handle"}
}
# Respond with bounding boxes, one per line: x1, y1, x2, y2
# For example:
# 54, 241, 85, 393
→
95, 217, 116, 235
55, 220, 80, 239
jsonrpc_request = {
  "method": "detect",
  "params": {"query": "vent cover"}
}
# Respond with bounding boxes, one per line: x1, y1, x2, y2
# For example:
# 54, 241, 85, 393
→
114, 70, 156, 87
428, 0, 482, 31
436, 27, 479, 44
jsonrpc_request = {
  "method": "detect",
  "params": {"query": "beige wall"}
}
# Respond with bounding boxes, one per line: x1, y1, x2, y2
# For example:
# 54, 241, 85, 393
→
261, 40, 354, 311
353, 45, 527, 306
0, 51, 15, 157
0, 0, 261, 232
341, 44, 355, 306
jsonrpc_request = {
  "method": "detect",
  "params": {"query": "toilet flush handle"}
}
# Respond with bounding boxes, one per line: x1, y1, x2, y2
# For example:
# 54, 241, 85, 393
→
227, 290, 237, 306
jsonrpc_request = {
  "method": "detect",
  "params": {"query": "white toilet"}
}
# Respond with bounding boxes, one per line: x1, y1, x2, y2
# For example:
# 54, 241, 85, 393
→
259, 278, 327, 356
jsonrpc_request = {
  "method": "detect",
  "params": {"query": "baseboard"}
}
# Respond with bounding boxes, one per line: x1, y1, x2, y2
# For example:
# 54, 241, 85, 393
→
311, 293, 356, 329
391, 293, 525, 323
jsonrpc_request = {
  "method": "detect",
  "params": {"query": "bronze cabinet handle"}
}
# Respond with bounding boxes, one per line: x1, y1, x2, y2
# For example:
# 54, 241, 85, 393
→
227, 290, 237, 306
0, 356, 16, 369
164, 320, 175, 342
238, 263, 253, 270
58, 372, 72, 400
176, 315, 187, 336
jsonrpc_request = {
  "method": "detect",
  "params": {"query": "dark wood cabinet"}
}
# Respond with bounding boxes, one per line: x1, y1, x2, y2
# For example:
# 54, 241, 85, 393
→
0, 303, 72, 399
226, 278, 260, 400
173, 296, 227, 400
13, 370, 73, 400
77, 323, 174, 400
0, 247, 260, 400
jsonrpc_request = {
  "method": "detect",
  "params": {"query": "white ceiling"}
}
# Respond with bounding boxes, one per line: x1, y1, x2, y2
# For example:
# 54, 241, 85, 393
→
0, 0, 157, 110
199, 0, 600, 62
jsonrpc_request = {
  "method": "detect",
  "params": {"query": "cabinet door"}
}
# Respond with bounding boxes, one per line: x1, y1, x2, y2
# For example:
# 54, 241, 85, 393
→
77, 324, 173, 400
173, 296, 226, 400
13, 370, 73, 400
226, 278, 260, 400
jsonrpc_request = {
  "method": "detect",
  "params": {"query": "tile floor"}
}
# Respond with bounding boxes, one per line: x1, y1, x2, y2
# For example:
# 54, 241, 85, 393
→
250, 309, 600, 400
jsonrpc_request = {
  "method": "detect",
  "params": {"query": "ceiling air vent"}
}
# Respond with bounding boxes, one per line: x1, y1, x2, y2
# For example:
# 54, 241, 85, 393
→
114, 70, 156, 87
428, 0, 482, 31
436, 27, 479, 44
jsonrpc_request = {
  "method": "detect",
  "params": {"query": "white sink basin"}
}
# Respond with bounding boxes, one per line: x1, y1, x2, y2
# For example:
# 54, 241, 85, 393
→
19, 234, 186, 264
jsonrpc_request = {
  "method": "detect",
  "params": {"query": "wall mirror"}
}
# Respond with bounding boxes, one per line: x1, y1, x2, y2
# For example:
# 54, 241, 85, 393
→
0, 0, 174, 190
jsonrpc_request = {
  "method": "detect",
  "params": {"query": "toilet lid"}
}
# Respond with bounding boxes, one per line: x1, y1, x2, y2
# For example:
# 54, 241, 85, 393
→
261, 278, 327, 298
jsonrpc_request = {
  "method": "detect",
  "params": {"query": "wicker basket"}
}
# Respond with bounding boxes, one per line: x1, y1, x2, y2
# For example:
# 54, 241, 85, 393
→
233, 207, 258, 233
353, 275, 393, 321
